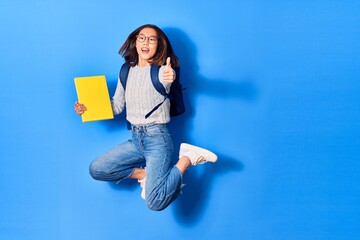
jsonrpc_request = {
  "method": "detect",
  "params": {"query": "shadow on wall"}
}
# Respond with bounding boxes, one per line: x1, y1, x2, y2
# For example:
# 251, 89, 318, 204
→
163, 27, 254, 226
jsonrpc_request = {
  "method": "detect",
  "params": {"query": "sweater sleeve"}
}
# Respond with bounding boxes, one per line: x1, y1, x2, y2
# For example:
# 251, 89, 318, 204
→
111, 76, 125, 115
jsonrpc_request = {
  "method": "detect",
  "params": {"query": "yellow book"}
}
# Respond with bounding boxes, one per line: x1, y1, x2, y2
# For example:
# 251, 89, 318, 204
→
74, 75, 114, 122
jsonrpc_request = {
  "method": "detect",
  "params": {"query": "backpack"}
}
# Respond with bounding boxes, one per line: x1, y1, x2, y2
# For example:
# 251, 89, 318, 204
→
119, 63, 185, 119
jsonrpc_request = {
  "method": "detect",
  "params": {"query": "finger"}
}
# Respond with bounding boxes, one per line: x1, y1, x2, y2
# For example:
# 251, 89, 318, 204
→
163, 72, 173, 78
166, 57, 171, 69
75, 103, 86, 112
75, 102, 83, 108
77, 103, 85, 109
163, 76, 175, 83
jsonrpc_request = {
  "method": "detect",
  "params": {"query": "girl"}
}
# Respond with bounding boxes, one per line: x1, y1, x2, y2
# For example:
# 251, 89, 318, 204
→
74, 24, 217, 211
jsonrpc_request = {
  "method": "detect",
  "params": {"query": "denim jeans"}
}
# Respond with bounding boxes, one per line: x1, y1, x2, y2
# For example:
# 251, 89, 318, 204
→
89, 123, 183, 211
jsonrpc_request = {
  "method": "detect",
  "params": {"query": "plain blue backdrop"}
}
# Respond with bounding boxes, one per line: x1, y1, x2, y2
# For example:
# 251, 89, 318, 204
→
1, 0, 359, 239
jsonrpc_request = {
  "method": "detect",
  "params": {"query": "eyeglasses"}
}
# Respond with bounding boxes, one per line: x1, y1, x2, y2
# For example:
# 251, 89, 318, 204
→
136, 34, 158, 44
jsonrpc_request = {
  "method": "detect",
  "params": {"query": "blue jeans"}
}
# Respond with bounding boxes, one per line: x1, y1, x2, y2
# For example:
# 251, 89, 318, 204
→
89, 123, 183, 211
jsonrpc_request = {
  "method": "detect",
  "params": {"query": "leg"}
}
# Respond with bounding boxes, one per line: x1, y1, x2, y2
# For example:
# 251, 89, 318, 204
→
177, 143, 218, 168
175, 156, 191, 174
143, 141, 218, 210
89, 140, 145, 182
129, 168, 146, 180
140, 125, 183, 211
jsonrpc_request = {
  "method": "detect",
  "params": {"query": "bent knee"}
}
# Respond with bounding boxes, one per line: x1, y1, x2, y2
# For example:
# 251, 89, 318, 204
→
146, 202, 167, 211
88, 161, 104, 180
145, 196, 170, 211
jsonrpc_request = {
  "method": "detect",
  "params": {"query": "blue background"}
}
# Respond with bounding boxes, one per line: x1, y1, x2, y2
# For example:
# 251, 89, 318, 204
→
1, 0, 359, 239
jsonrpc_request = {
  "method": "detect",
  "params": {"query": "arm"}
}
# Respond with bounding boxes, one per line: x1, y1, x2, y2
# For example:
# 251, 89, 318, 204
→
111, 76, 126, 115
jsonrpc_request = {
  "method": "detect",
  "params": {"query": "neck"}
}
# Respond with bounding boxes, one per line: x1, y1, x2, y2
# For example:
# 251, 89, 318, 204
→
138, 59, 151, 67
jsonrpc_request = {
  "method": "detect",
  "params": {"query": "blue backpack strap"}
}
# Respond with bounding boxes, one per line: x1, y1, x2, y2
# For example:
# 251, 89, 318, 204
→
145, 65, 167, 119
119, 63, 130, 89
150, 65, 167, 95
151, 65, 180, 98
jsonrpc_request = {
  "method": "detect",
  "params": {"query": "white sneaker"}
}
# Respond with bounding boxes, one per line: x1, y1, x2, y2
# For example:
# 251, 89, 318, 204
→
138, 176, 146, 200
179, 143, 218, 165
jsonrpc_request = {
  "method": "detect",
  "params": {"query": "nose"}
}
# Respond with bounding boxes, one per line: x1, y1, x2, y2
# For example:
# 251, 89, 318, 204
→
143, 37, 150, 44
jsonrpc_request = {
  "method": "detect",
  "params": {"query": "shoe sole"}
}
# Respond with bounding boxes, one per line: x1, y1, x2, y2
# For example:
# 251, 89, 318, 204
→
181, 143, 218, 163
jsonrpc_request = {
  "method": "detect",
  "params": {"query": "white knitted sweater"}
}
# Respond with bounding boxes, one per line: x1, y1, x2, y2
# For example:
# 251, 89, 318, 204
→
111, 65, 171, 125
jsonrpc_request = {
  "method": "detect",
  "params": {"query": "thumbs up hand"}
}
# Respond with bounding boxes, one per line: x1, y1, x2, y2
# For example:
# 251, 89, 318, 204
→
162, 57, 176, 83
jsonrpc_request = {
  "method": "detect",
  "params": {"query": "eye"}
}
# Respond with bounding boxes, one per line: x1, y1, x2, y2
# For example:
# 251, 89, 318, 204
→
137, 34, 145, 41
149, 37, 157, 43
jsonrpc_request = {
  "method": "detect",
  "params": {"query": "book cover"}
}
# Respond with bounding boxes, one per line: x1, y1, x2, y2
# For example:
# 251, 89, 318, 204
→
74, 75, 114, 122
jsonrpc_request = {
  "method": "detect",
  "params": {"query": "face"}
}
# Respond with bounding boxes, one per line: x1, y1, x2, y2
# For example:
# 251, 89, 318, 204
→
136, 27, 158, 66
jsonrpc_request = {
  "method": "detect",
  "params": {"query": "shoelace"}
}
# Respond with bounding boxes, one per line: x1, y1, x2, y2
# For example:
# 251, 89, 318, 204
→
192, 156, 206, 165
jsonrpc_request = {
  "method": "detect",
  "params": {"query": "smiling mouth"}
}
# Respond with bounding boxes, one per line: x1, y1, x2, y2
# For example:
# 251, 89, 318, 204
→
141, 47, 149, 54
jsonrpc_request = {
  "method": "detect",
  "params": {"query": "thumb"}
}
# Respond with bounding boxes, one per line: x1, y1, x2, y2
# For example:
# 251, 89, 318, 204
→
166, 57, 171, 69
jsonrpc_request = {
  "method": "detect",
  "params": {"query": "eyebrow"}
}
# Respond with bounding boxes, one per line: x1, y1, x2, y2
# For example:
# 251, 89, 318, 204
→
139, 33, 157, 38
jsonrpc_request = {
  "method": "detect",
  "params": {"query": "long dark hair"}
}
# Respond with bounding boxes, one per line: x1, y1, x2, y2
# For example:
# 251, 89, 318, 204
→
118, 24, 180, 67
